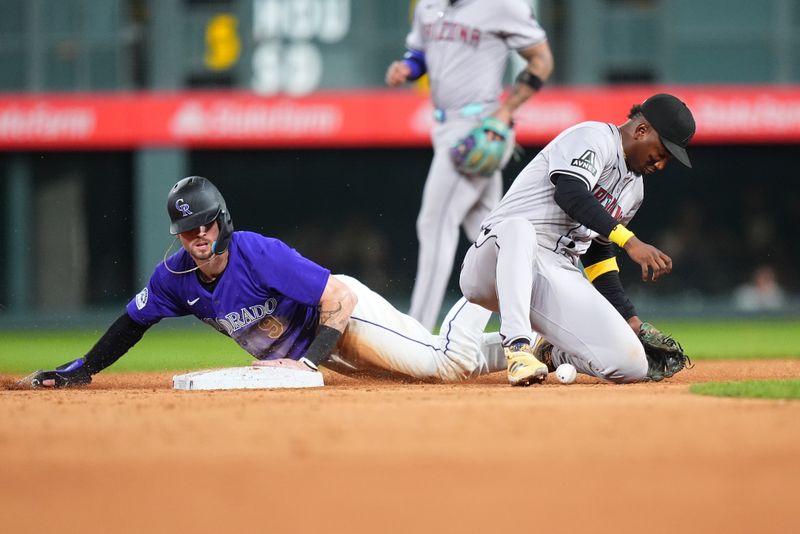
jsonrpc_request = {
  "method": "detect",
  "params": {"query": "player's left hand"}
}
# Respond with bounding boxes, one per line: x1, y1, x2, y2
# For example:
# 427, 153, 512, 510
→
252, 358, 318, 372
638, 322, 693, 381
24, 358, 93, 389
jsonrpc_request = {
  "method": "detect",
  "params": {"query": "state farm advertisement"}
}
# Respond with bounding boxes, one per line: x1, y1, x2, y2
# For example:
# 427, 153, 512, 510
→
0, 86, 799, 150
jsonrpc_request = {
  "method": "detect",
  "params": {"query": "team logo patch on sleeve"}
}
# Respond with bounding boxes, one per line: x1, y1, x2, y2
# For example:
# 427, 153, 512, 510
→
135, 287, 149, 310
571, 150, 598, 175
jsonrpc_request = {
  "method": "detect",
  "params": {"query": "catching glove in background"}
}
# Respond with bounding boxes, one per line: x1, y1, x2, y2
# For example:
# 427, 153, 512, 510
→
450, 117, 511, 177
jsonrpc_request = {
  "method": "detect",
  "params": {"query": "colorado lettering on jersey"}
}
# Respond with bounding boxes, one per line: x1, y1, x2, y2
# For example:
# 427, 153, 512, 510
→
422, 22, 481, 48
207, 298, 280, 336
571, 150, 598, 175
592, 185, 623, 221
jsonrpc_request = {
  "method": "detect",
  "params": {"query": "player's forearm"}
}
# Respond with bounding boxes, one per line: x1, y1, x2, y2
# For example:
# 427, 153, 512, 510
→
499, 84, 538, 119
499, 41, 554, 117
300, 277, 358, 369
582, 241, 637, 320
553, 174, 618, 236
82, 312, 150, 374
590, 271, 637, 320
32, 312, 150, 387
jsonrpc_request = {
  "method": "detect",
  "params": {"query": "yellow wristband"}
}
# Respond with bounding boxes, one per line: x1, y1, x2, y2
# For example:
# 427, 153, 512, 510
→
608, 224, 635, 247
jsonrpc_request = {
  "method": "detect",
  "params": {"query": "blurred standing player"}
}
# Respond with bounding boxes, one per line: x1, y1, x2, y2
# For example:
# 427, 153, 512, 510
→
27, 176, 506, 388
460, 94, 696, 386
385, 0, 554, 330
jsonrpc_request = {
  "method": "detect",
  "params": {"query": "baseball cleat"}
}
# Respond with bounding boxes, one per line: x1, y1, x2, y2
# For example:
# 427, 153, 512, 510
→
504, 342, 548, 387
532, 336, 556, 372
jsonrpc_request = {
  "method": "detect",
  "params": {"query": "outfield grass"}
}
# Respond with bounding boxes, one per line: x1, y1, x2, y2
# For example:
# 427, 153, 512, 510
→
690, 379, 800, 400
1, 327, 244, 374
652, 319, 800, 360
1, 318, 799, 374
479, 318, 800, 360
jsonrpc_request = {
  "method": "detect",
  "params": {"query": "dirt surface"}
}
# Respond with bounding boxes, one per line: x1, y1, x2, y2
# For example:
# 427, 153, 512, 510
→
2, 359, 799, 534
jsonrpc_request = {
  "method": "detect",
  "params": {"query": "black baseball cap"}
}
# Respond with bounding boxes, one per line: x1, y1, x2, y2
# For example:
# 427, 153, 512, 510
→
641, 93, 696, 168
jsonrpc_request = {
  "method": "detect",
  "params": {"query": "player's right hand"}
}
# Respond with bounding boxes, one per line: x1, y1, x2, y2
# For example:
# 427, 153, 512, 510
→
28, 358, 93, 388
623, 237, 672, 282
385, 61, 411, 86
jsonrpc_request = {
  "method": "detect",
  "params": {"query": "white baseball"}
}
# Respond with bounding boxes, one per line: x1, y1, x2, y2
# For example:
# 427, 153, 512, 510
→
555, 363, 577, 384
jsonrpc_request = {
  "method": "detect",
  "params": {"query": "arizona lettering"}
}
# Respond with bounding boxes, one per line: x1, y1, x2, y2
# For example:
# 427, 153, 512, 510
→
592, 185, 623, 221
422, 22, 481, 48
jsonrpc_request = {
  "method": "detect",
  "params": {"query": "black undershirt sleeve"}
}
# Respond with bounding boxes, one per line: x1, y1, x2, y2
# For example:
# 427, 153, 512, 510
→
82, 312, 151, 374
302, 325, 342, 366
552, 173, 619, 237
582, 241, 637, 321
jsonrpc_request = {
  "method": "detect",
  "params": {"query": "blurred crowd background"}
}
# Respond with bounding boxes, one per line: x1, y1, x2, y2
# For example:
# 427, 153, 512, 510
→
1, 0, 799, 327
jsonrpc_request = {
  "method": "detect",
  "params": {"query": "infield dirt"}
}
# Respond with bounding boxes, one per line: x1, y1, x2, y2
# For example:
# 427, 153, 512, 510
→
2, 359, 798, 534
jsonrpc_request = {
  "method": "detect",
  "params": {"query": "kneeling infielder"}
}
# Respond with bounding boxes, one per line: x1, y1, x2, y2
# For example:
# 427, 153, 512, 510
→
460, 93, 695, 386
28, 176, 506, 388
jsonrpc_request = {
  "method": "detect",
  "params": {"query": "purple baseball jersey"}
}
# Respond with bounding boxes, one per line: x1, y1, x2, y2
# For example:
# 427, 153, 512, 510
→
127, 231, 330, 360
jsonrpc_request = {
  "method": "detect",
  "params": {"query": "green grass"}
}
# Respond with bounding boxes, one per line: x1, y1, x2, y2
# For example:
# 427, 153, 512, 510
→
1, 327, 246, 374
1, 318, 799, 374
650, 319, 800, 359
690, 379, 800, 400
479, 317, 800, 359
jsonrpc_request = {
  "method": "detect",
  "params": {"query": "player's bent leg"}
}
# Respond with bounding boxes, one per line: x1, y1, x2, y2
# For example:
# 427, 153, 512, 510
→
492, 217, 538, 344
461, 218, 538, 341
333, 275, 475, 381
548, 336, 648, 383
526, 257, 648, 383
461, 218, 545, 386
480, 332, 508, 373
436, 297, 494, 379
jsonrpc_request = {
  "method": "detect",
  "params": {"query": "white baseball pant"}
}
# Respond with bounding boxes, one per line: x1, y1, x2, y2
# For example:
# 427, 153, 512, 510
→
459, 218, 648, 383
331, 275, 504, 381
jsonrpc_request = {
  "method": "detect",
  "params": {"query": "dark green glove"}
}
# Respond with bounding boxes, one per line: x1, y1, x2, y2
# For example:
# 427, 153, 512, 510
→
638, 322, 692, 381
29, 358, 93, 388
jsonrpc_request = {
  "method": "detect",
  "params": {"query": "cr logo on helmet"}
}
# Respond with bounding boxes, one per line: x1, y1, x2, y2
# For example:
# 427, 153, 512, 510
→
175, 198, 192, 217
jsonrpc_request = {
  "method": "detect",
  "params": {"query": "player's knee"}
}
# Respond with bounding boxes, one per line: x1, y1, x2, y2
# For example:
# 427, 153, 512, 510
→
594, 344, 648, 383
598, 360, 647, 384
459, 281, 496, 311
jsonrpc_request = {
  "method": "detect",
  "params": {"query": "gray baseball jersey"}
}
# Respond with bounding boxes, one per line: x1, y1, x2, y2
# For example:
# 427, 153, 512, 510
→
459, 121, 650, 383
481, 121, 644, 257
406, 0, 547, 112
406, 0, 548, 330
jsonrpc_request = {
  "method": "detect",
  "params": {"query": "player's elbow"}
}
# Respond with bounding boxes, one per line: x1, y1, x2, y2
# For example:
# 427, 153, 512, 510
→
333, 279, 359, 316
342, 285, 358, 317
321, 276, 357, 315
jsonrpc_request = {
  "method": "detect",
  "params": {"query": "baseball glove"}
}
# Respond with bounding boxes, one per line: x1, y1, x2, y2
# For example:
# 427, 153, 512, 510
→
638, 322, 693, 381
450, 116, 511, 177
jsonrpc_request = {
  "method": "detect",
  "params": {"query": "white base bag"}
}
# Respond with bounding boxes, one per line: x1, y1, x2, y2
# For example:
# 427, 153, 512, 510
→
173, 365, 324, 391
